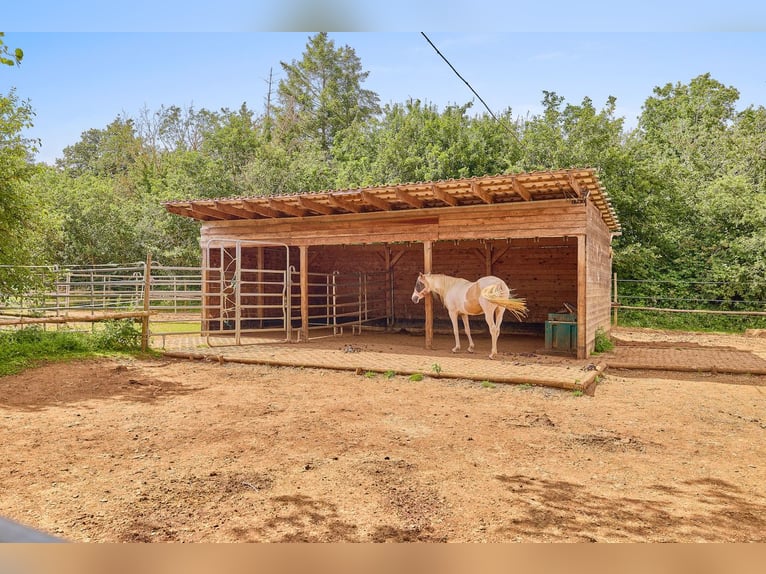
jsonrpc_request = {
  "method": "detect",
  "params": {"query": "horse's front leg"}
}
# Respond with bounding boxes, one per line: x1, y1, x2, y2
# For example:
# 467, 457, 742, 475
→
449, 310, 461, 353
461, 314, 474, 353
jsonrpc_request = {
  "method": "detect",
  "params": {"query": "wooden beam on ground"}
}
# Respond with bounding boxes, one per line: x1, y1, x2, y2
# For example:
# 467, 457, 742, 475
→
298, 196, 334, 215
396, 187, 423, 209
360, 190, 393, 211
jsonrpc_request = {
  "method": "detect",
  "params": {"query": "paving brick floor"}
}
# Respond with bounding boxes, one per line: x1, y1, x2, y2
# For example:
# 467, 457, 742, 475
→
157, 333, 604, 393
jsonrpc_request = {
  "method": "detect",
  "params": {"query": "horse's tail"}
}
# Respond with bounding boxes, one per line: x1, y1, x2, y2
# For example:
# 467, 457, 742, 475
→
480, 284, 528, 321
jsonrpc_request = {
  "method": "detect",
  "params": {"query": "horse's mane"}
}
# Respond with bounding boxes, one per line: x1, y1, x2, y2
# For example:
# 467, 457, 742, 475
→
427, 274, 466, 302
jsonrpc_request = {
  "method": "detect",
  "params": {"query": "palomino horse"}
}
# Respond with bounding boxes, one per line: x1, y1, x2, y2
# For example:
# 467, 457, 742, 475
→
411, 273, 527, 359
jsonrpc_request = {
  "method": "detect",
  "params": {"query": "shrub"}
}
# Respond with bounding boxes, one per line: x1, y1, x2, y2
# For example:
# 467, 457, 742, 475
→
94, 319, 141, 351
593, 328, 614, 353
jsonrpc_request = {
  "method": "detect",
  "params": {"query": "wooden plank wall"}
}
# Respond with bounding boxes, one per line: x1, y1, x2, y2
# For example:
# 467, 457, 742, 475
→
584, 201, 614, 352
199, 200, 588, 247
493, 238, 578, 324
302, 239, 577, 329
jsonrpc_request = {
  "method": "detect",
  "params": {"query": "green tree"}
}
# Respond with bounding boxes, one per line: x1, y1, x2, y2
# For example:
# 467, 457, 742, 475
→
276, 33, 380, 155
0, 87, 38, 292
56, 116, 143, 180
0, 32, 23, 67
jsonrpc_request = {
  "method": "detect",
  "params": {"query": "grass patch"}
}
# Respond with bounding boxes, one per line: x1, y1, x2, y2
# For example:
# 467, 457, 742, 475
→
0, 320, 145, 377
618, 309, 766, 333
149, 321, 202, 334
480, 380, 496, 389
384, 370, 396, 379
593, 328, 614, 353
409, 373, 424, 382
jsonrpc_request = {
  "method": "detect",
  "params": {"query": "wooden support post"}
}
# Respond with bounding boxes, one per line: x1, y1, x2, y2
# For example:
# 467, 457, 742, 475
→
576, 236, 587, 359
384, 246, 392, 328
424, 240, 433, 350
141, 253, 152, 352
300, 245, 309, 342
485, 242, 493, 276
612, 272, 618, 327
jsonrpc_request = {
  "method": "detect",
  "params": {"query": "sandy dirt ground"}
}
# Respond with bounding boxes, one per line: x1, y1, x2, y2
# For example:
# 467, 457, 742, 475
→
1, 328, 765, 542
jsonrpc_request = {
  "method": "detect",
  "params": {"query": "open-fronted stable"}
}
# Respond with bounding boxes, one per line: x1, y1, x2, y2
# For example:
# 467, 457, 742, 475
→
164, 168, 620, 358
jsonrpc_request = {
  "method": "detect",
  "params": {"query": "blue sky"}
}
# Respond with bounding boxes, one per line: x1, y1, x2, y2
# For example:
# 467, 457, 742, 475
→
3, 4, 766, 164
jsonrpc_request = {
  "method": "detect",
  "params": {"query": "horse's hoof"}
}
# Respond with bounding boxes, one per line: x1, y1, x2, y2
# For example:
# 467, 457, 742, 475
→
467, 348, 474, 354
451, 348, 460, 353
488, 354, 496, 360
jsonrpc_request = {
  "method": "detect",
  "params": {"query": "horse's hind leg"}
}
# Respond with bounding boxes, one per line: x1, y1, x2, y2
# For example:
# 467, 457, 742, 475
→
461, 314, 474, 353
485, 305, 505, 359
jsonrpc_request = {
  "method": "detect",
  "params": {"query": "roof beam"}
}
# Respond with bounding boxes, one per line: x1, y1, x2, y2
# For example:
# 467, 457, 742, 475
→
268, 198, 306, 217
328, 193, 362, 213
298, 196, 334, 215
431, 184, 458, 206
512, 177, 532, 201
242, 200, 281, 218
568, 173, 583, 197
360, 190, 393, 211
395, 187, 423, 209
190, 204, 235, 220
470, 181, 493, 204
166, 204, 196, 218
214, 202, 259, 219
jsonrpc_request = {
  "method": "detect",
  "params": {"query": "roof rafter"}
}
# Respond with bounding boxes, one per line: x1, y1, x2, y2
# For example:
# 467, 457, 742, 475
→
568, 173, 584, 197
328, 194, 362, 213
214, 202, 259, 219
512, 177, 531, 201
191, 204, 235, 220
360, 190, 393, 211
268, 198, 306, 217
395, 187, 423, 209
470, 181, 493, 204
242, 200, 281, 218
298, 196, 334, 215
431, 184, 458, 206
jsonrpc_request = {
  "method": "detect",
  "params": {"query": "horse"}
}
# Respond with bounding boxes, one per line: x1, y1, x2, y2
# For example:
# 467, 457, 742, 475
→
411, 273, 527, 360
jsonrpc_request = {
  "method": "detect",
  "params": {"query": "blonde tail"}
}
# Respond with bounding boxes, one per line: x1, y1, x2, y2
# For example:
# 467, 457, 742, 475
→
480, 285, 528, 321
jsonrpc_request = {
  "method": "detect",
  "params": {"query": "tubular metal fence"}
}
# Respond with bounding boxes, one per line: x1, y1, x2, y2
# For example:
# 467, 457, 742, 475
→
0, 261, 392, 347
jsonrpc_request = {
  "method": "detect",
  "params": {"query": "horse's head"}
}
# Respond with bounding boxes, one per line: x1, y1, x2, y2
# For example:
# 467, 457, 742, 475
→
411, 272, 430, 303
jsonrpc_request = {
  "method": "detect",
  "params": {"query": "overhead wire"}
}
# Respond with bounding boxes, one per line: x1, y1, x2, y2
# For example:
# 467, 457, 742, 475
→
420, 32, 520, 142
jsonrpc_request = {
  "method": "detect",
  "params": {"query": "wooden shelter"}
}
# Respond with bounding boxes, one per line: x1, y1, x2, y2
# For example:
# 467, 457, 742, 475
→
164, 168, 620, 358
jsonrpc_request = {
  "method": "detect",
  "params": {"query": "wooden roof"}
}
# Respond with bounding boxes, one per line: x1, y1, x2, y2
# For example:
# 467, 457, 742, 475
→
164, 168, 621, 232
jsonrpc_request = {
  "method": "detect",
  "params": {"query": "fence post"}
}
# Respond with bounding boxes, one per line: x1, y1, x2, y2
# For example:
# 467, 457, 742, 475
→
613, 272, 618, 327
141, 253, 152, 352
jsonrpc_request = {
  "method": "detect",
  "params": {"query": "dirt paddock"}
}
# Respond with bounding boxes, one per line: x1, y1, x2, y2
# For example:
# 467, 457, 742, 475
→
1, 327, 765, 542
